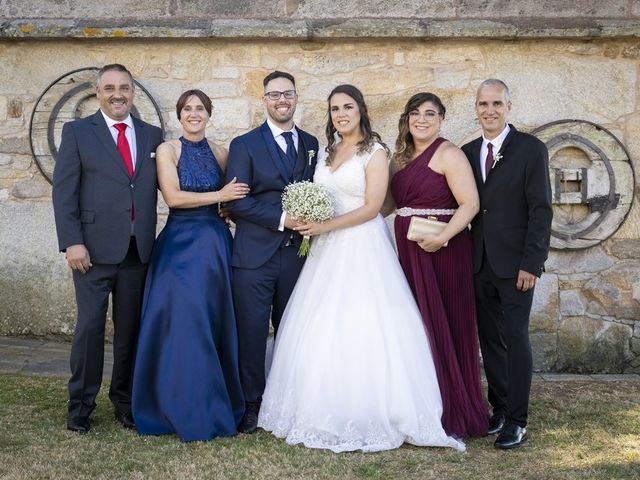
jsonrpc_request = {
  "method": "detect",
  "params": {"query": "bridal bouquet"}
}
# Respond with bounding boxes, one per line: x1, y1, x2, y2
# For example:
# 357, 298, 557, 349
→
282, 181, 334, 256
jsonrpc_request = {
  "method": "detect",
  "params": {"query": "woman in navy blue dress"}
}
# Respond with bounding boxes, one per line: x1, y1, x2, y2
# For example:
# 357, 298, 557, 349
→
132, 90, 249, 441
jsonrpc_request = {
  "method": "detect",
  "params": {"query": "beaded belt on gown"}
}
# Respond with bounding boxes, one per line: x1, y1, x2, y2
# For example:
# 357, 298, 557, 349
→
395, 207, 457, 217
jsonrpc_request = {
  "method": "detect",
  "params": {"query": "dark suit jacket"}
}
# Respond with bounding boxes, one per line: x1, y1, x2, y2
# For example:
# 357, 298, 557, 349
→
226, 122, 319, 269
52, 110, 163, 264
462, 125, 552, 279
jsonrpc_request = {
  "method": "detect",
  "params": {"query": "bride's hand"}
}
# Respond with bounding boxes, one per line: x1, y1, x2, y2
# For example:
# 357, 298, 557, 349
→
295, 220, 330, 236
417, 234, 446, 253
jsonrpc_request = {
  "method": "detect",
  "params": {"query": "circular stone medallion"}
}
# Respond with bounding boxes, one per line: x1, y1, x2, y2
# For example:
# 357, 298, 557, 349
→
532, 120, 635, 249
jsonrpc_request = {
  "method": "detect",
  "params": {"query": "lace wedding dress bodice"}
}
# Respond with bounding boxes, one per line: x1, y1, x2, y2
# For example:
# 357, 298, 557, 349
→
313, 143, 384, 216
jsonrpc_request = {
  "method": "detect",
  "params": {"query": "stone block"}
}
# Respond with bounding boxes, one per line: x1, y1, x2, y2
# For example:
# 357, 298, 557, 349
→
0, 136, 31, 155
190, 80, 240, 99
609, 239, 640, 259
211, 67, 241, 79
546, 246, 615, 274
530, 273, 559, 333
8, 154, 32, 171
0, 97, 7, 121
557, 316, 634, 373
484, 45, 637, 125
179, 0, 282, 17
456, 0, 629, 18
211, 99, 251, 131
41, 0, 170, 18
556, 316, 603, 372
531, 332, 557, 371
216, 44, 260, 67
560, 289, 586, 316
583, 322, 633, 372
294, 0, 455, 18
11, 177, 51, 199
144, 79, 184, 111
0, 201, 77, 335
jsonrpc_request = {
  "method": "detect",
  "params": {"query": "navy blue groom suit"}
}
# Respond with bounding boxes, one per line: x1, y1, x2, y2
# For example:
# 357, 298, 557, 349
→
226, 122, 319, 404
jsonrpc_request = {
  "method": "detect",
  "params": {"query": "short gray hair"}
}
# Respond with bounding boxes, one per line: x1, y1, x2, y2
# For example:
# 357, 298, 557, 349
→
477, 79, 510, 103
96, 64, 134, 87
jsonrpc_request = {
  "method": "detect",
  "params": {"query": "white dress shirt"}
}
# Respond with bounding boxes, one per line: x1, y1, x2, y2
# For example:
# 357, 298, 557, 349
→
480, 124, 510, 182
100, 110, 137, 169
265, 119, 299, 231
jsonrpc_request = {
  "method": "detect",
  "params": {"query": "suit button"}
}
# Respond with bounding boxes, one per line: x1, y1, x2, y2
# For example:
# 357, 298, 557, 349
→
482, 209, 488, 214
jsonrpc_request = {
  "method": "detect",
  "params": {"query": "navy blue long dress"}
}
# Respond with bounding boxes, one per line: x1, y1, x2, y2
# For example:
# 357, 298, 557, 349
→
132, 137, 244, 442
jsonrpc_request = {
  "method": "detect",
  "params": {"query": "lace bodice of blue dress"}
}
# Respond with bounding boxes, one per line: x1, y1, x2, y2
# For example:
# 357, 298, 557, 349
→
176, 136, 224, 194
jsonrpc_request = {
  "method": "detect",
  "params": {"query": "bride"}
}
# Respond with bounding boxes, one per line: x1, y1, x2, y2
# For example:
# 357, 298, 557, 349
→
257, 84, 464, 453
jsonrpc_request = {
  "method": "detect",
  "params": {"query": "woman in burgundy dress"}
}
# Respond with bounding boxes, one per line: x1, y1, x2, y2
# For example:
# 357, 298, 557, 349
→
389, 92, 488, 438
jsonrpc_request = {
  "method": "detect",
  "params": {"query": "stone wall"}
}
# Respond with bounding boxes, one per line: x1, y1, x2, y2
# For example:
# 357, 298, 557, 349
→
0, 2, 639, 372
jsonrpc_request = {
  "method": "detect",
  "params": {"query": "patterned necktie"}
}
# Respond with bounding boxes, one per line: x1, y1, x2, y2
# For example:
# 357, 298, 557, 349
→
281, 131, 298, 169
484, 142, 494, 182
114, 123, 134, 177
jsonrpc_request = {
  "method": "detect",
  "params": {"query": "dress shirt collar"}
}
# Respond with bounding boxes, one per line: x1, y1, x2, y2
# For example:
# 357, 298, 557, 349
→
100, 110, 134, 130
482, 124, 510, 152
266, 118, 298, 141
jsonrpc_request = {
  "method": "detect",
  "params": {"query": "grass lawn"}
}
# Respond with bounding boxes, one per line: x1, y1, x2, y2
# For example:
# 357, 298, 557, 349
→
0, 374, 638, 480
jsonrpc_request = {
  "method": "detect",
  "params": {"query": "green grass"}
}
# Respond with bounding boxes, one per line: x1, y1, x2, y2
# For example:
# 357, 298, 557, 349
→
0, 375, 639, 479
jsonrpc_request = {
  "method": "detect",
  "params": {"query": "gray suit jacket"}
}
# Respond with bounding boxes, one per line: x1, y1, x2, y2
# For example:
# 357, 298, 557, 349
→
52, 110, 163, 264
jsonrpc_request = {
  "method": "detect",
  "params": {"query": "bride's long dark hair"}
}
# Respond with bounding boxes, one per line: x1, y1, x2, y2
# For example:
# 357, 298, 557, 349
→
324, 84, 389, 165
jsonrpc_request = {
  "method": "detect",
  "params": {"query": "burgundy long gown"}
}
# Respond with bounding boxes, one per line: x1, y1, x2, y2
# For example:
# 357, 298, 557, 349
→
390, 137, 489, 438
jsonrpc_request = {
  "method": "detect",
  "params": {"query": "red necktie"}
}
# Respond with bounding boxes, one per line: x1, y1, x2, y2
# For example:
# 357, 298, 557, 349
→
114, 123, 134, 177
114, 123, 135, 220
484, 142, 494, 182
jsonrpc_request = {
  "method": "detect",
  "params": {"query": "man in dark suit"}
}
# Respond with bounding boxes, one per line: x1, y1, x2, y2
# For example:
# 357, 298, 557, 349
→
226, 71, 319, 434
461, 79, 552, 449
52, 64, 163, 434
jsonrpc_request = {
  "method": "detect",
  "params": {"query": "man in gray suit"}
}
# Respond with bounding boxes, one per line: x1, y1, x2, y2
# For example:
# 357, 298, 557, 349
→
52, 64, 163, 433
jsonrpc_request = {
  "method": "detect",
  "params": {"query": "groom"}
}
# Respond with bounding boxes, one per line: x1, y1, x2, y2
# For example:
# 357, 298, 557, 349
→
226, 71, 319, 434
462, 79, 552, 449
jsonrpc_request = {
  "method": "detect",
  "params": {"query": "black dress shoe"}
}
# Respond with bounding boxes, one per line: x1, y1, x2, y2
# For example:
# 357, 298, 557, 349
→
494, 423, 527, 449
114, 410, 136, 429
237, 403, 260, 434
487, 413, 507, 435
67, 416, 90, 434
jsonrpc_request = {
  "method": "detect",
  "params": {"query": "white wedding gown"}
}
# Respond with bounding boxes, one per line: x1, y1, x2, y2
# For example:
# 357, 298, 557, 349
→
258, 144, 465, 453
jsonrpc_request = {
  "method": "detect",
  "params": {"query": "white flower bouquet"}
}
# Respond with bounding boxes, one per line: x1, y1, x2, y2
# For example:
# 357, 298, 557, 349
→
282, 181, 334, 256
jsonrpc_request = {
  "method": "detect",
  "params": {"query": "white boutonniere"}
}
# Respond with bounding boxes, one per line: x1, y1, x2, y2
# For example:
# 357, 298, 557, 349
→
308, 150, 316, 166
492, 151, 503, 169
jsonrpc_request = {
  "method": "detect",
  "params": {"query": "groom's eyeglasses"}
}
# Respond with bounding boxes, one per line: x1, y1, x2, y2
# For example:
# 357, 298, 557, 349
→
264, 90, 297, 100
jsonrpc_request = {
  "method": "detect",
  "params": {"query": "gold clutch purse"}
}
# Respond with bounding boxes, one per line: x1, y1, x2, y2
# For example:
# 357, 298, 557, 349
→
407, 216, 448, 247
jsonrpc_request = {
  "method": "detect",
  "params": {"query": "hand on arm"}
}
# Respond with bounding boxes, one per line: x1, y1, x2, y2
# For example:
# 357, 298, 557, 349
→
296, 149, 389, 236
157, 142, 248, 208
225, 138, 283, 229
